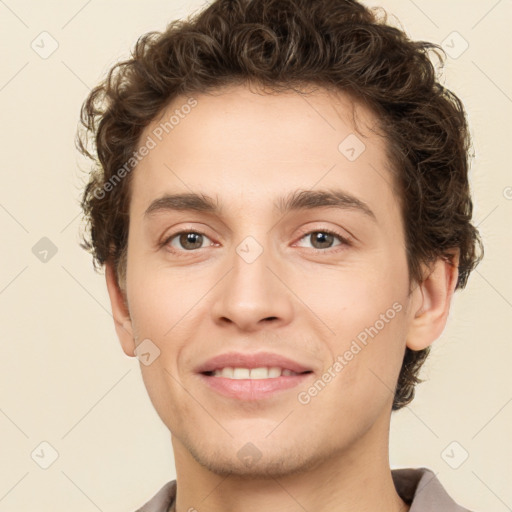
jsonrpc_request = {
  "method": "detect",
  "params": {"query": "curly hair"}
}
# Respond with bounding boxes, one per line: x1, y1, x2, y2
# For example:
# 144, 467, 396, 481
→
78, 0, 483, 410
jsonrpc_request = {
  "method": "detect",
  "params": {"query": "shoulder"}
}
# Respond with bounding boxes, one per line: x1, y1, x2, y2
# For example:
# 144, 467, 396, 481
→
392, 467, 476, 512
134, 480, 177, 512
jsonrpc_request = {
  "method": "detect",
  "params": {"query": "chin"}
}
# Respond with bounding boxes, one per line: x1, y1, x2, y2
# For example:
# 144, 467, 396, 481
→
183, 435, 328, 479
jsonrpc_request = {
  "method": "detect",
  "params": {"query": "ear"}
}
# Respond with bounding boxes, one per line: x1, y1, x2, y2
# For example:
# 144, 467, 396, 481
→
406, 249, 460, 351
105, 262, 136, 357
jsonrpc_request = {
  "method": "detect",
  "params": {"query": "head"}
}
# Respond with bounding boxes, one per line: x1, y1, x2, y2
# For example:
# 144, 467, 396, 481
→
79, 0, 482, 477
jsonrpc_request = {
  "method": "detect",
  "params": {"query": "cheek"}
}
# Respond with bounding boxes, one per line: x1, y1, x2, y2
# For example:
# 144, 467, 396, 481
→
301, 260, 409, 402
127, 261, 207, 341
292, 259, 406, 337
126, 263, 207, 427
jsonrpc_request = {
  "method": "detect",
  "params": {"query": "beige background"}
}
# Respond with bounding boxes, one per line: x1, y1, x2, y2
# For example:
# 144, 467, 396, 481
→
0, 0, 511, 510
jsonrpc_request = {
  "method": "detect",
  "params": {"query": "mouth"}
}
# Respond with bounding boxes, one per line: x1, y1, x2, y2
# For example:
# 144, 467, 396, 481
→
196, 352, 314, 400
203, 366, 310, 379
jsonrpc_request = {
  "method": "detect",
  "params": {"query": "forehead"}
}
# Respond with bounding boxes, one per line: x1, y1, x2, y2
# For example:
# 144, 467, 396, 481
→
129, 84, 399, 226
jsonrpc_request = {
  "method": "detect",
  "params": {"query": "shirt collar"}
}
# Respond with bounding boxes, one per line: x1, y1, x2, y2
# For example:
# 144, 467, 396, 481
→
138, 467, 472, 512
391, 467, 473, 511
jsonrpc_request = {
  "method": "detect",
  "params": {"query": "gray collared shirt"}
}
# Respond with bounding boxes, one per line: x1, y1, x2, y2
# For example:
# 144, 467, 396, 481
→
135, 467, 475, 511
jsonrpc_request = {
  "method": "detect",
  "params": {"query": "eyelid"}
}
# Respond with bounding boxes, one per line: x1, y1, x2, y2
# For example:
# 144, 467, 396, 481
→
293, 225, 353, 247
159, 225, 217, 251
160, 225, 353, 255
160, 222, 212, 241
293, 234, 350, 255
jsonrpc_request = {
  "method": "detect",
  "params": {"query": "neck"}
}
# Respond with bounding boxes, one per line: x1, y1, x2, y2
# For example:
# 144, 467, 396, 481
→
170, 412, 409, 512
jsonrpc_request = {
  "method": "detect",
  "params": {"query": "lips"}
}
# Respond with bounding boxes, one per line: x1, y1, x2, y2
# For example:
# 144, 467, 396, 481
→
195, 351, 313, 375
195, 352, 314, 401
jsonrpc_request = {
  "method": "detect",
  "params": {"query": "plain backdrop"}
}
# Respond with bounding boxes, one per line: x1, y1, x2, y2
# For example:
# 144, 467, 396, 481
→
0, 0, 511, 511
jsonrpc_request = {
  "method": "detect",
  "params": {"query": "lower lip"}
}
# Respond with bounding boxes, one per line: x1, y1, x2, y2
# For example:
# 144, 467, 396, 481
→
198, 373, 312, 400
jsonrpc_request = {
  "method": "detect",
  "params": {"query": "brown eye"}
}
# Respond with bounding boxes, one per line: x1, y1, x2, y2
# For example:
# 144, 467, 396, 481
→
166, 232, 211, 251
296, 231, 343, 250
179, 233, 203, 250
309, 232, 336, 249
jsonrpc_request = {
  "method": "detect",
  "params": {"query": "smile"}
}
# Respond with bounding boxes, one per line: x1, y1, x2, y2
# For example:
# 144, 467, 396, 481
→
195, 351, 314, 400
207, 367, 304, 379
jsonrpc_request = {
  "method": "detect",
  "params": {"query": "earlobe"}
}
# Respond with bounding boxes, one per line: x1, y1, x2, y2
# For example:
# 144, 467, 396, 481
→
105, 262, 136, 357
406, 250, 460, 351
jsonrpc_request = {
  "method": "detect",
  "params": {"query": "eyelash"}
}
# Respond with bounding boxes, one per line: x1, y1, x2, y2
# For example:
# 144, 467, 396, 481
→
294, 228, 351, 253
161, 228, 351, 257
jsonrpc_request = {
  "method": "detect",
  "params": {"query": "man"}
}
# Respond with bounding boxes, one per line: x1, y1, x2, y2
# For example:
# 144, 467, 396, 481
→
78, 0, 483, 510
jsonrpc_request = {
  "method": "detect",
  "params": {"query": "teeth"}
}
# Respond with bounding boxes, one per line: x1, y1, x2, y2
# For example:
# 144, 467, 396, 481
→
221, 367, 234, 378
233, 368, 250, 379
210, 366, 300, 379
268, 367, 282, 378
249, 367, 269, 379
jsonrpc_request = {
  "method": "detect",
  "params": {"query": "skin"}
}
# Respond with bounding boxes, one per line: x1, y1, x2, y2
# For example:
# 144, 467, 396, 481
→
105, 83, 459, 512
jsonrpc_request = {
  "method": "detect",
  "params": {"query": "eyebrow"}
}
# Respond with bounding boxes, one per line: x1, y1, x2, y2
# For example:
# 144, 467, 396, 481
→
144, 189, 376, 221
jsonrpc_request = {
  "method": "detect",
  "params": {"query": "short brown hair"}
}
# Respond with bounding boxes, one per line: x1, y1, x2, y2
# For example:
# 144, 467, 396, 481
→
78, 0, 483, 410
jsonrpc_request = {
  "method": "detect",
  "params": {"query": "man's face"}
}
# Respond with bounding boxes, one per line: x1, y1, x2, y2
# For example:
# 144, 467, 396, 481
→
122, 84, 419, 476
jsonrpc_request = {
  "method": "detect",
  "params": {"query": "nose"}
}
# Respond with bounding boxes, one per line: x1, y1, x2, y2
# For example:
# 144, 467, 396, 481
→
210, 240, 294, 332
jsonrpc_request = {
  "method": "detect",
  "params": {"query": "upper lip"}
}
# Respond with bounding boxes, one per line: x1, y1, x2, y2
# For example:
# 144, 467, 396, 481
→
195, 352, 313, 374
